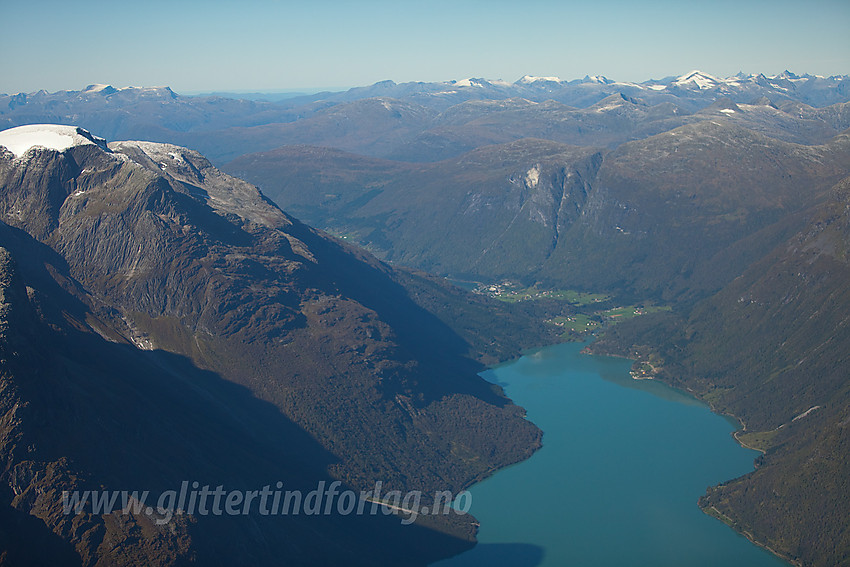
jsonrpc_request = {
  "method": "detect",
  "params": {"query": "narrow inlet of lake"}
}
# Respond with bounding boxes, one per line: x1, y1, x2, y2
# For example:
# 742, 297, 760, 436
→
434, 342, 787, 567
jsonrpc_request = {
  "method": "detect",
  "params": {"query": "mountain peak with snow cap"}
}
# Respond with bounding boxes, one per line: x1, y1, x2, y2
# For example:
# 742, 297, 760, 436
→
517, 75, 564, 85
672, 70, 723, 89
0, 124, 110, 158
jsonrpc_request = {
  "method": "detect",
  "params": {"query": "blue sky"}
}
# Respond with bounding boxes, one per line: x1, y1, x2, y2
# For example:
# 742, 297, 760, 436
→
2, 0, 848, 94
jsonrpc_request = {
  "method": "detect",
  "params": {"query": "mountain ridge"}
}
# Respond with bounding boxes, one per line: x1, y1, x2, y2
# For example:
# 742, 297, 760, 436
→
589, 175, 850, 566
226, 121, 850, 300
2, 69, 850, 566
0, 125, 553, 565
3, 71, 848, 164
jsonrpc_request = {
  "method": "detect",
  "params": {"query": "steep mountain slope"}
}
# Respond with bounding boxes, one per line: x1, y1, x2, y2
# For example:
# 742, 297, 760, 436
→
0, 126, 549, 565
3, 72, 850, 566
542, 123, 850, 299
676, 179, 850, 567
590, 176, 850, 566
227, 124, 850, 301
0, 234, 471, 567
225, 139, 605, 276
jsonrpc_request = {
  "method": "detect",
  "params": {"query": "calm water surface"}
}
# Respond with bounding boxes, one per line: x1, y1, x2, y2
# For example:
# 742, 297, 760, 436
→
434, 342, 787, 567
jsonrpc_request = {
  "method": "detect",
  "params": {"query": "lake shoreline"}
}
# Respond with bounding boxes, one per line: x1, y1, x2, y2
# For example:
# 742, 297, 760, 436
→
581, 338, 792, 566
436, 340, 789, 567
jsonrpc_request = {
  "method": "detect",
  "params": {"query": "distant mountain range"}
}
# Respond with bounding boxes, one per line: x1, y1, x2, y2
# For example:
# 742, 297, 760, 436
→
8, 70, 848, 111
283, 70, 850, 111
1, 70, 850, 566
2, 71, 848, 163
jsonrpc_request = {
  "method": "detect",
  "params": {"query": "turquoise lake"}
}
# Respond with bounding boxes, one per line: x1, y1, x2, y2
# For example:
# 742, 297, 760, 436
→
434, 342, 787, 567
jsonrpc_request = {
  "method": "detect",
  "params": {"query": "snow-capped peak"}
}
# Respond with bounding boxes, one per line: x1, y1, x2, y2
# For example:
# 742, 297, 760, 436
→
0, 124, 109, 158
775, 70, 799, 80
673, 70, 722, 89
453, 78, 490, 88
83, 84, 118, 94
518, 75, 563, 84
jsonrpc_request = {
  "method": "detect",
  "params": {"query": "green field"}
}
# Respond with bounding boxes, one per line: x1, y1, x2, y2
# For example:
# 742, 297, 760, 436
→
601, 304, 671, 320
546, 302, 671, 340
547, 314, 601, 336
736, 429, 780, 452
478, 282, 609, 305
475, 282, 670, 341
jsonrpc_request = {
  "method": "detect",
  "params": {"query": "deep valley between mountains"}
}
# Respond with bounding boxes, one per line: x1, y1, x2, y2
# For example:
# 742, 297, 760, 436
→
1, 71, 849, 567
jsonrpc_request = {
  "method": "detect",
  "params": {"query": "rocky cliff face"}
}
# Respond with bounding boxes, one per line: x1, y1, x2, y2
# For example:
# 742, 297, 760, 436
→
228, 125, 850, 301
0, 128, 544, 565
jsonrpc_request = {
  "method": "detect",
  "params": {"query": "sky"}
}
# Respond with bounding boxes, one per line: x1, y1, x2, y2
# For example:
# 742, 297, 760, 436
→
2, 0, 849, 94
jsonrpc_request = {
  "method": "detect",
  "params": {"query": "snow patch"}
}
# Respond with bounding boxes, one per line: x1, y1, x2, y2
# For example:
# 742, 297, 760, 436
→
0, 124, 108, 158
518, 75, 562, 84
719, 108, 736, 114
595, 101, 626, 112
83, 83, 114, 93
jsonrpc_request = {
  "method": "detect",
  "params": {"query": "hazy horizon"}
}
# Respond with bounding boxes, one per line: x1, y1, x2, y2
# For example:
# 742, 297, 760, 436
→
6, 68, 850, 99
3, 0, 848, 94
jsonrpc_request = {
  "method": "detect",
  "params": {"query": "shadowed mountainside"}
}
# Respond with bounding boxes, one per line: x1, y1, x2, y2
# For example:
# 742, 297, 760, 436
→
0, 131, 552, 565
589, 176, 850, 566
